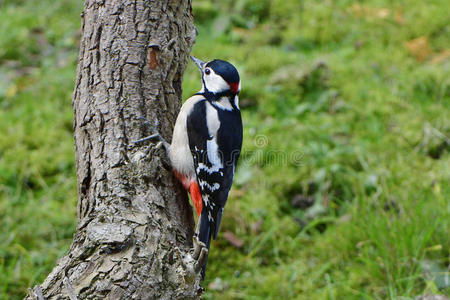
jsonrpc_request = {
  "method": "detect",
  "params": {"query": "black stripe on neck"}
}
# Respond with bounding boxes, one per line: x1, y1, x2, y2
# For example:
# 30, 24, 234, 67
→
195, 91, 239, 111
195, 89, 236, 100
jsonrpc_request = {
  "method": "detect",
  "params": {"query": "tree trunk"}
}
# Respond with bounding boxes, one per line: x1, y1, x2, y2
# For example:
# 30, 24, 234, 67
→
26, 0, 201, 299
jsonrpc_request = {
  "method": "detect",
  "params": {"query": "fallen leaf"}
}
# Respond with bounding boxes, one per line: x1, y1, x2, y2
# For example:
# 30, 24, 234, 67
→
376, 8, 390, 19
223, 231, 244, 248
431, 49, 450, 64
229, 188, 245, 198
404, 36, 431, 61
348, 4, 391, 20
348, 4, 366, 17
394, 10, 405, 24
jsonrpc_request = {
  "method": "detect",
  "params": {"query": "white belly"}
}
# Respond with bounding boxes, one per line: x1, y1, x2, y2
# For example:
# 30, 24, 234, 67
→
169, 95, 204, 179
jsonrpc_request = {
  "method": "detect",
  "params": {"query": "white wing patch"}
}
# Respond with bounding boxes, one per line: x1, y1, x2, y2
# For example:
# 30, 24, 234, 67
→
206, 102, 220, 135
203, 194, 210, 207
195, 102, 224, 175
196, 163, 224, 175
206, 139, 222, 167
199, 179, 220, 192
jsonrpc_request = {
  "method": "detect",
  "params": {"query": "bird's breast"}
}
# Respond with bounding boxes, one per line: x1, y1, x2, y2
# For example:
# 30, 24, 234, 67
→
169, 95, 204, 178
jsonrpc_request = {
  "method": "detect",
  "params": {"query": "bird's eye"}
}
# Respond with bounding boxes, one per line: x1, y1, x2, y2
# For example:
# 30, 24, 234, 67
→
205, 68, 211, 75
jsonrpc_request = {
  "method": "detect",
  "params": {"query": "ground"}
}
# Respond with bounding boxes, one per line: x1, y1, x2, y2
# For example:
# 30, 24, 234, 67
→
0, 0, 449, 299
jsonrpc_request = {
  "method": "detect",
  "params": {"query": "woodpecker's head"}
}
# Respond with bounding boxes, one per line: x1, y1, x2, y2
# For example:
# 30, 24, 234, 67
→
191, 56, 240, 96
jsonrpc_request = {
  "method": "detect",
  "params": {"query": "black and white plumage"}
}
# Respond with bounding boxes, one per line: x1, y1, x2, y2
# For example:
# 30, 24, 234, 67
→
168, 56, 242, 277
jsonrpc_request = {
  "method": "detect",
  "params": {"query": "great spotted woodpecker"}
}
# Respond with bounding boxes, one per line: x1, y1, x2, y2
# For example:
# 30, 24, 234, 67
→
136, 56, 242, 278
169, 56, 242, 277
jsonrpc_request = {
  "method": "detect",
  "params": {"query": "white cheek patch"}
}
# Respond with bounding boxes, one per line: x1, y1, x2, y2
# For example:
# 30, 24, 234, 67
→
203, 69, 229, 94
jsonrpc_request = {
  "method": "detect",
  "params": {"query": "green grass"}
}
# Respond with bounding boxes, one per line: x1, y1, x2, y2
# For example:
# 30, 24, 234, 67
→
1, 0, 449, 299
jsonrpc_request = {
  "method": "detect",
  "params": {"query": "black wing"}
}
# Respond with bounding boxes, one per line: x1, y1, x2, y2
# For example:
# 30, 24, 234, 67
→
186, 100, 243, 240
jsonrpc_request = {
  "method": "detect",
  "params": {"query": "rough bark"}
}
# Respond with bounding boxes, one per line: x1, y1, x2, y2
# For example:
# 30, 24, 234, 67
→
26, 0, 201, 299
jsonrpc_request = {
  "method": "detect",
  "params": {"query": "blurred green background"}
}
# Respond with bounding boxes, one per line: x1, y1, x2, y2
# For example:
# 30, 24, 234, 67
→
0, 0, 449, 299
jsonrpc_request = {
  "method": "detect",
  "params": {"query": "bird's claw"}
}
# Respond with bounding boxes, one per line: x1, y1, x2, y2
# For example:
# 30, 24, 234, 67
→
168, 237, 208, 284
171, 246, 187, 271
192, 236, 208, 273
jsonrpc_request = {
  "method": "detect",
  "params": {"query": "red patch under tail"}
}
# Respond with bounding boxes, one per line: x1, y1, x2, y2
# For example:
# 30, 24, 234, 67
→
189, 182, 203, 216
173, 170, 190, 191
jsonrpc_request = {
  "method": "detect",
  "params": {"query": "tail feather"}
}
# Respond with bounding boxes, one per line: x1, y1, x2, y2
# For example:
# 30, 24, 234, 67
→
213, 207, 224, 239
198, 210, 211, 279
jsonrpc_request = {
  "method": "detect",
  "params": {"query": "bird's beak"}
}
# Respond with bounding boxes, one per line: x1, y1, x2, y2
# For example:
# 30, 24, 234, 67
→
190, 56, 206, 72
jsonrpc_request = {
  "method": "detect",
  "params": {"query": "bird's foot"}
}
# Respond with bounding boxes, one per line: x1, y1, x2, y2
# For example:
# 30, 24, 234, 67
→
169, 236, 208, 284
132, 117, 170, 154
192, 235, 208, 273
171, 246, 187, 270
